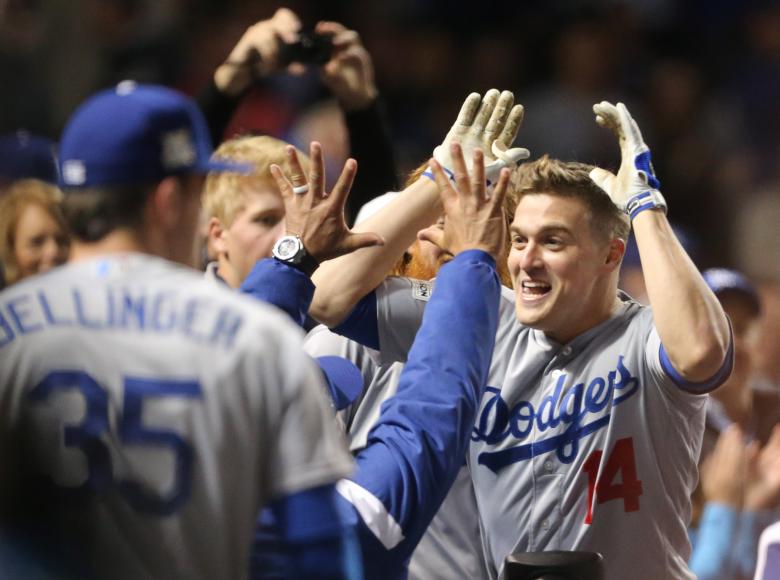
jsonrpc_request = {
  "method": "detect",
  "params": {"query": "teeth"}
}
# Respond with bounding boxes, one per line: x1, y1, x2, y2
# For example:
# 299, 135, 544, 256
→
522, 281, 549, 288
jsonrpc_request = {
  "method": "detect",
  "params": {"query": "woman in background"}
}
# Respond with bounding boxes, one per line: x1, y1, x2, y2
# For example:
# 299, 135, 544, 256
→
0, 179, 69, 288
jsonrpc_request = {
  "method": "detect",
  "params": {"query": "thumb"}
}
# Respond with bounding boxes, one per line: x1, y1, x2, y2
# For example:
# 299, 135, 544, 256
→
491, 141, 530, 165
418, 225, 446, 250
589, 167, 617, 197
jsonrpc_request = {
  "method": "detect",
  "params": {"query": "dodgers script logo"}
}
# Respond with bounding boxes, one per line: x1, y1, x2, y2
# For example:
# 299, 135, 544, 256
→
472, 356, 640, 473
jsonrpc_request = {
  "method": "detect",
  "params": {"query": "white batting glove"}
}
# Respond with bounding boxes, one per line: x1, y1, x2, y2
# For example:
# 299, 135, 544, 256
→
427, 89, 530, 188
591, 101, 667, 221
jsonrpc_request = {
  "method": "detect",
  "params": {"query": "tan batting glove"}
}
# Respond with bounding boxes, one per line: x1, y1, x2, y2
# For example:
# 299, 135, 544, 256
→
590, 101, 667, 221
427, 89, 529, 189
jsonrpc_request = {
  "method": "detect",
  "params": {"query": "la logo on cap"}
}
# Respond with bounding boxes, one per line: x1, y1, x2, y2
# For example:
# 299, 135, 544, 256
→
62, 160, 86, 185
162, 129, 196, 170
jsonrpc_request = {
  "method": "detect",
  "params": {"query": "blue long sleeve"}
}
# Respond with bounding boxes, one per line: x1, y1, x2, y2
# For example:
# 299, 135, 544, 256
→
689, 502, 740, 580
268, 484, 362, 580
240, 258, 314, 328
344, 250, 501, 578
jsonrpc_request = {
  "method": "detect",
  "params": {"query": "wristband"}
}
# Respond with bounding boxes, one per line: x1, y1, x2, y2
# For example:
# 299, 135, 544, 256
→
421, 165, 496, 189
421, 165, 455, 184
626, 189, 667, 221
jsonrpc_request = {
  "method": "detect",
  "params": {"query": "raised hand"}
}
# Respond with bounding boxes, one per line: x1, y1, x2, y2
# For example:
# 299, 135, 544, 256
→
745, 425, 780, 510
419, 143, 510, 260
269, 142, 384, 264
214, 8, 303, 96
433, 90, 529, 188
700, 425, 748, 507
315, 21, 378, 111
590, 101, 667, 220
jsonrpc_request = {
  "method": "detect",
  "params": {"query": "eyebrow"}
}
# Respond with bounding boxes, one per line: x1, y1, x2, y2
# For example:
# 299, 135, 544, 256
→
509, 223, 574, 236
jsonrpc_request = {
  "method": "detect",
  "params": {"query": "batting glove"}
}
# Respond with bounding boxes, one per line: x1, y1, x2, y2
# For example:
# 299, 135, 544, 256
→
590, 101, 667, 221
426, 89, 529, 188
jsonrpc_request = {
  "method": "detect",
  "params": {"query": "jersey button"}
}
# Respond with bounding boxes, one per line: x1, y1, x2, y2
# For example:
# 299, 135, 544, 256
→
561, 346, 572, 356
543, 460, 553, 473
541, 519, 550, 530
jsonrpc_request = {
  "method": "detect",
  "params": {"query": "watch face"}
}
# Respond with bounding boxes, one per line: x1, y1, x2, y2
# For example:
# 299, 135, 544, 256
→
276, 237, 299, 260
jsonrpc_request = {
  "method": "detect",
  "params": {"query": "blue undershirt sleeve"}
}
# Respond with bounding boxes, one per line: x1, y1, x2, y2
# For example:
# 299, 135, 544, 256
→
269, 484, 362, 580
240, 258, 314, 328
343, 250, 501, 576
331, 292, 380, 351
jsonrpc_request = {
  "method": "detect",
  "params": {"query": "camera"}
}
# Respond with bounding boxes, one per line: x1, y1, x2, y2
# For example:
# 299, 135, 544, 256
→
278, 32, 334, 66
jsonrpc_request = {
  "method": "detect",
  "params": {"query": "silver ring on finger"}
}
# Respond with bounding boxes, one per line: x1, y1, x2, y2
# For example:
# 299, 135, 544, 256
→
292, 184, 309, 195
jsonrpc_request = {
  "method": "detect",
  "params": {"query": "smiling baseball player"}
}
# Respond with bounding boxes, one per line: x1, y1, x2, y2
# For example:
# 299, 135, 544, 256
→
307, 100, 733, 579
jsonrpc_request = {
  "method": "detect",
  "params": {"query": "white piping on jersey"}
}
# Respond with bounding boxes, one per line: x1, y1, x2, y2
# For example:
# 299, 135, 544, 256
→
336, 479, 405, 550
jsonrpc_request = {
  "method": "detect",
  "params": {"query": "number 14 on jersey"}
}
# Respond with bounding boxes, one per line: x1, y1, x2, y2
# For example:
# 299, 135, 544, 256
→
581, 437, 644, 524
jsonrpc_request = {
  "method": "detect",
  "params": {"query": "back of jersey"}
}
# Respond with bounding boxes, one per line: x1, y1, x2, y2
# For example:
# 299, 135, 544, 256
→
0, 254, 351, 580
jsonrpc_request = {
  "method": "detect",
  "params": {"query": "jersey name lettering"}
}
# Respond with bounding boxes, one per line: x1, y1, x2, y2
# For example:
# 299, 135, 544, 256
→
0, 287, 243, 350
472, 356, 640, 473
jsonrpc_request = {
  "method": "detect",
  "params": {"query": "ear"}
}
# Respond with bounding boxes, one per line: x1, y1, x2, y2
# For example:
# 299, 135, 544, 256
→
604, 237, 626, 272
208, 216, 229, 256
146, 176, 182, 231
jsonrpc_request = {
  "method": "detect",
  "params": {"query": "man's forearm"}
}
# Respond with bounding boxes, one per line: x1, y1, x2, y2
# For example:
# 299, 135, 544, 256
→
634, 210, 731, 384
310, 177, 441, 327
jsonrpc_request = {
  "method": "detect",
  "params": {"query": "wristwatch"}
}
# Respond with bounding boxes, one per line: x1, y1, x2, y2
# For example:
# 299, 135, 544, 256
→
272, 235, 319, 275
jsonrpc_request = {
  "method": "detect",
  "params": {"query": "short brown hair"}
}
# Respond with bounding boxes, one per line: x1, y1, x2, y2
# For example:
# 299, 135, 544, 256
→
0, 179, 68, 284
203, 135, 310, 227
511, 155, 630, 243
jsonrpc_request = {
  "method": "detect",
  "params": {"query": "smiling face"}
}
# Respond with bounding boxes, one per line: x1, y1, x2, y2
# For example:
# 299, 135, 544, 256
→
13, 202, 69, 279
508, 192, 623, 343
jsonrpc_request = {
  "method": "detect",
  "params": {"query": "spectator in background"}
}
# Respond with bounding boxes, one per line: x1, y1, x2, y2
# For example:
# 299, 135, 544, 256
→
0, 132, 58, 194
0, 179, 69, 289
700, 268, 780, 453
754, 281, 780, 394
199, 7, 398, 223
690, 425, 780, 580
688, 268, 780, 579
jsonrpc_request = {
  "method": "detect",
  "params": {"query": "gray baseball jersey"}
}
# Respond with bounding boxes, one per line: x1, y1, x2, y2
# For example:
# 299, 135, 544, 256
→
372, 276, 709, 580
304, 324, 491, 580
0, 254, 352, 580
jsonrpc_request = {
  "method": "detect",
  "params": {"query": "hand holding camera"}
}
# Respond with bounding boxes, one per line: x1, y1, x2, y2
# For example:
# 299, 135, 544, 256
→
215, 8, 375, 112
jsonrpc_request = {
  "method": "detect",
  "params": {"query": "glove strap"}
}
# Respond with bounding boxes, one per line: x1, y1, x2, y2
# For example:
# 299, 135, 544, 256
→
421, 165, 455, 184
626, 189, 668, 221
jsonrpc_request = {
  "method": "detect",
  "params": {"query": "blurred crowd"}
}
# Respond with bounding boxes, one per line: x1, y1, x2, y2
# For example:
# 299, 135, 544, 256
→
2, 0, 780, 271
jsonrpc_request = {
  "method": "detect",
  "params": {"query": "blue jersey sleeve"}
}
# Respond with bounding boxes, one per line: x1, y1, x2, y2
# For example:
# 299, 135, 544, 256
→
340, 250, 501, 576
240, 258, 314, 328
267, 484, 362, 580
332, 292, 380, 351
659, 329, 734, 394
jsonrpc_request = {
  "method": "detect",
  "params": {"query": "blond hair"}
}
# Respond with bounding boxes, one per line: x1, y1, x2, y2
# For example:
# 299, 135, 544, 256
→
0, 179, 68, 284
202, 135, 310, 226
511, 155, 630, 242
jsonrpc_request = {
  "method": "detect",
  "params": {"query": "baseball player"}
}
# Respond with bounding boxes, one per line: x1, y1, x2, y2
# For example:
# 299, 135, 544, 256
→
0, 83, 356, 580
241, 133, 513, 579
301, 183, 518, 580
307, 99, 734, 579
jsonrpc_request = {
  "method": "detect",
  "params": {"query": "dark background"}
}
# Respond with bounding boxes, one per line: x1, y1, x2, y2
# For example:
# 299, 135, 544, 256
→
2, 0, 779, 273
